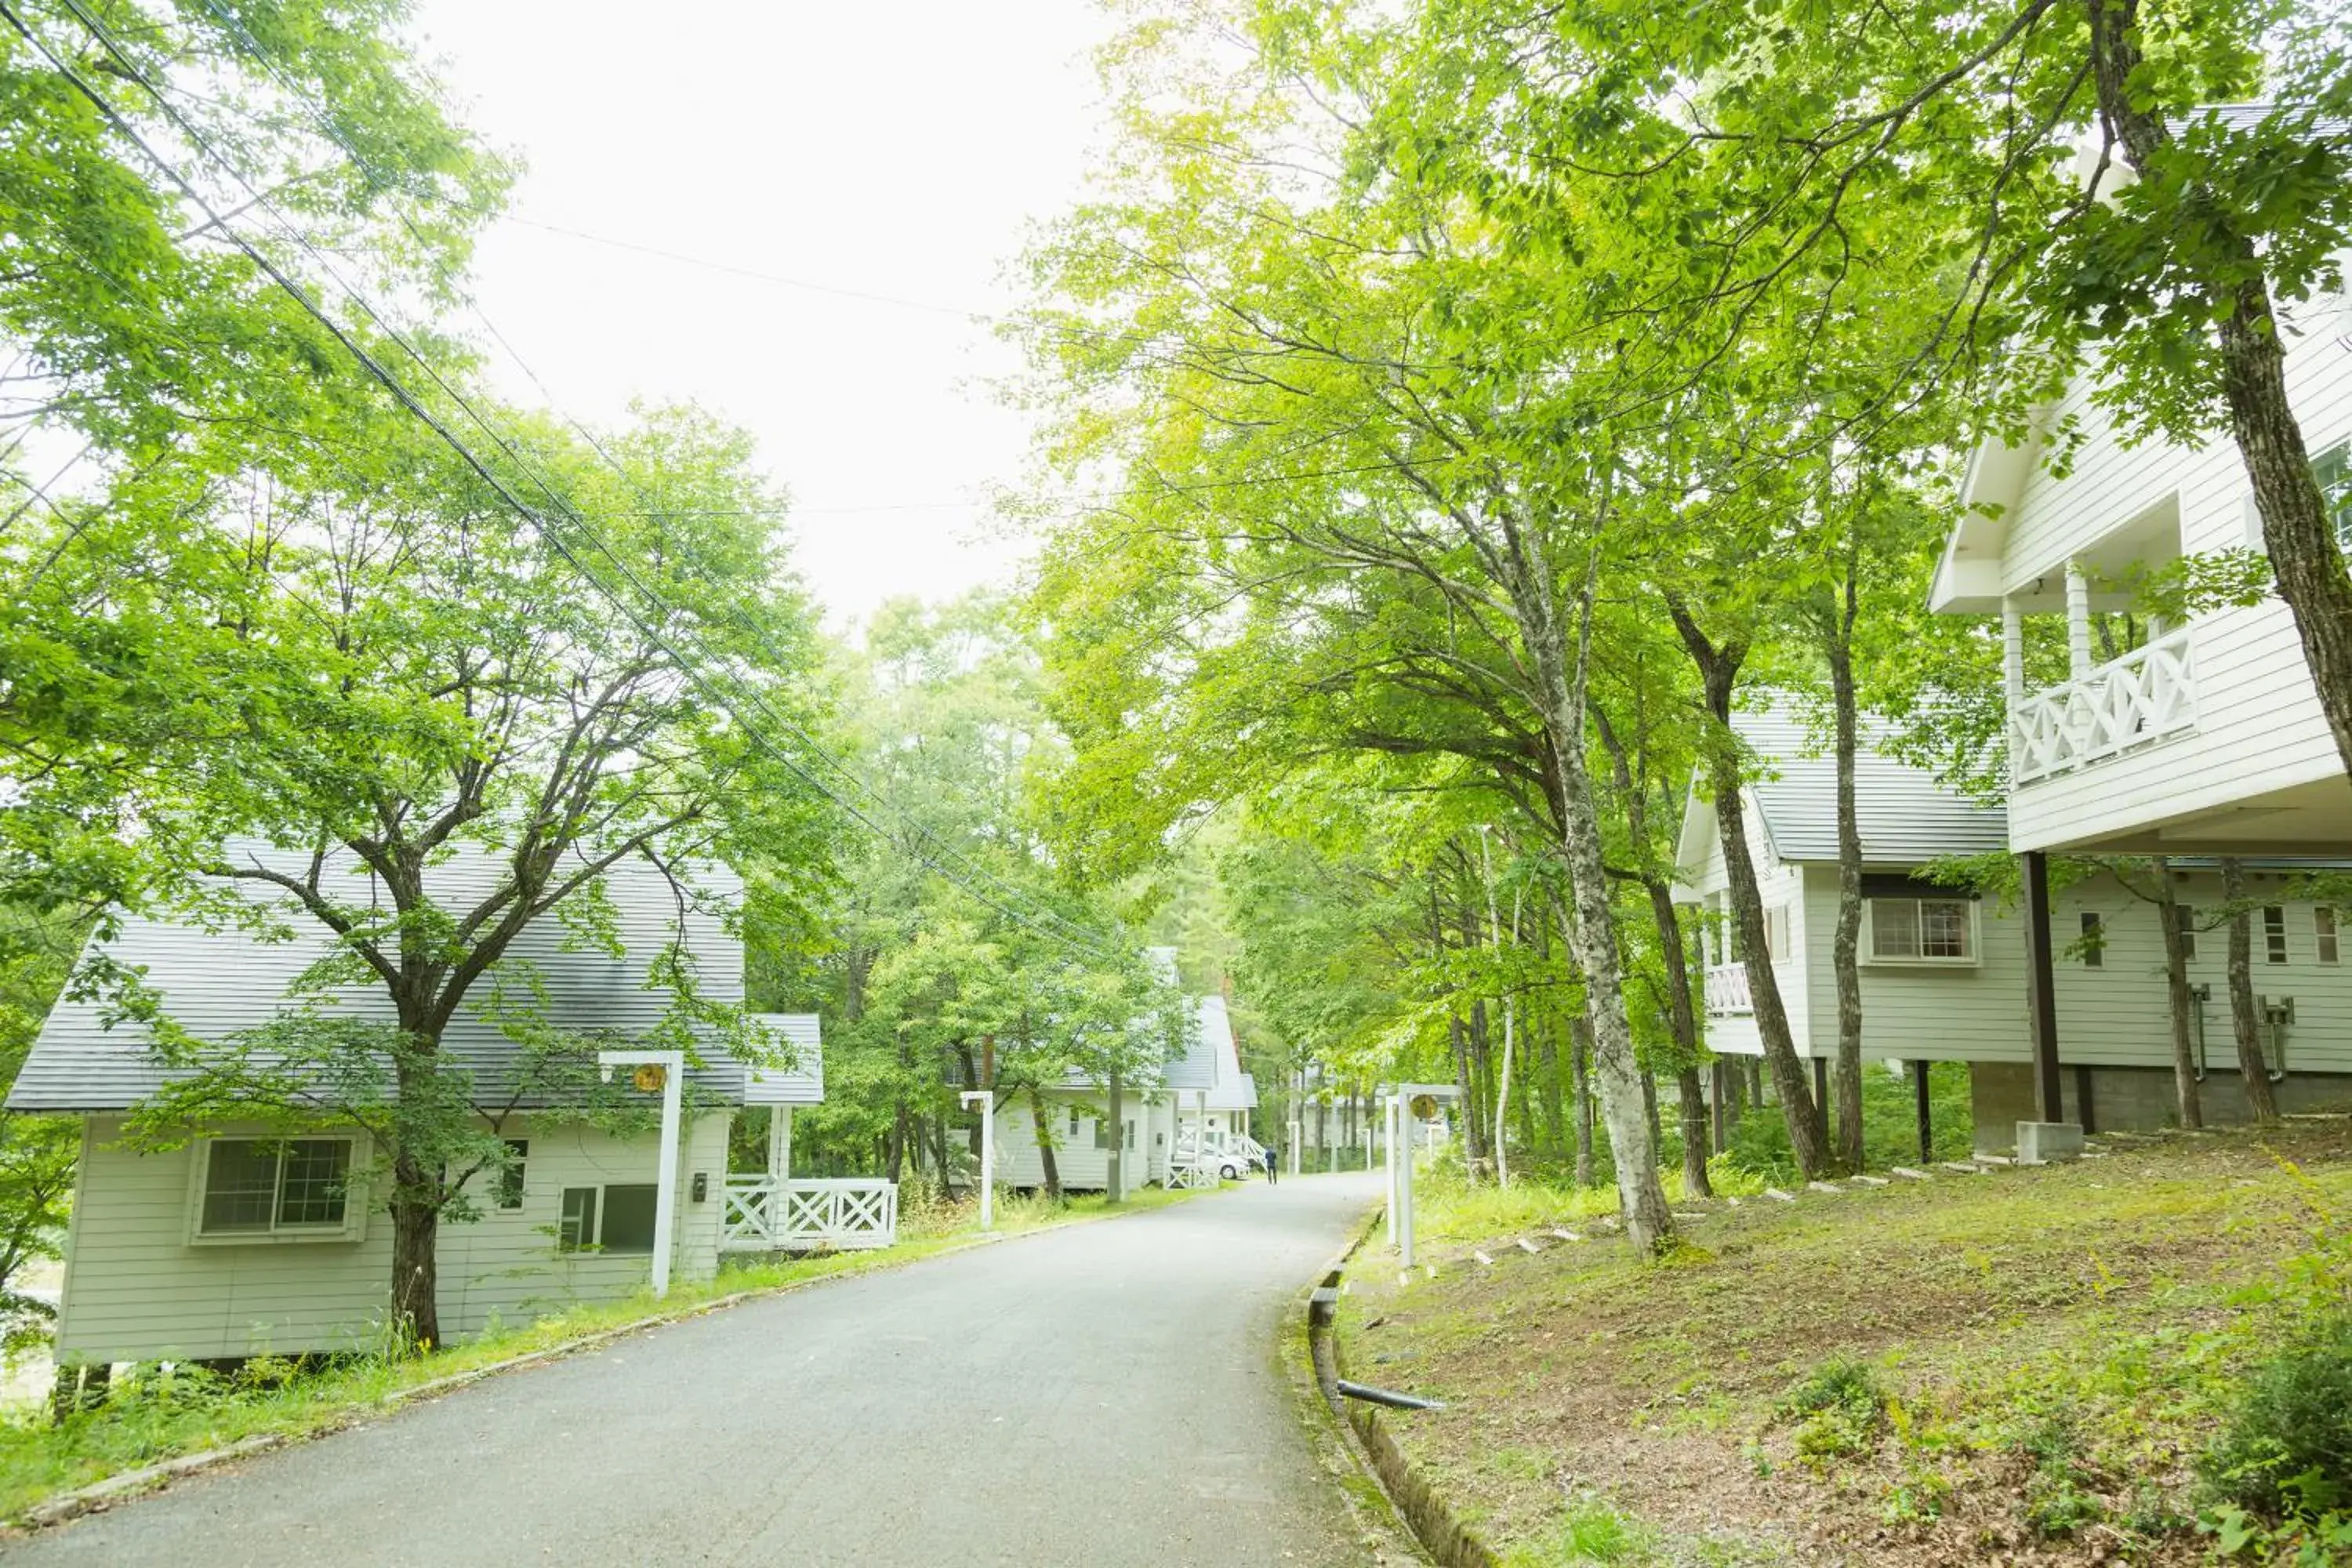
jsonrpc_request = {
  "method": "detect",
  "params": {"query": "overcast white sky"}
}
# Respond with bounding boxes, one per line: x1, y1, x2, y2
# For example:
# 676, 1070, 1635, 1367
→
409, 1, 1115, 632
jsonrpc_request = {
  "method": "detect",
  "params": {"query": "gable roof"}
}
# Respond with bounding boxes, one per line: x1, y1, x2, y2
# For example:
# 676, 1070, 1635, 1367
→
8, 843, 817, 1115
1722, 706, 2007, 869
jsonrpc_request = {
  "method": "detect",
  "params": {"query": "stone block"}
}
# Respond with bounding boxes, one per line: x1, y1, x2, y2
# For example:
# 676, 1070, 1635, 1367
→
2016, 1120, 2085, 1165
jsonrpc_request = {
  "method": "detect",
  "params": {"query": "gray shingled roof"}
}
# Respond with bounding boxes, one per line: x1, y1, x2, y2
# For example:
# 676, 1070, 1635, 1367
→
9, 843, 818, 1114
1734, 708, 2007, 867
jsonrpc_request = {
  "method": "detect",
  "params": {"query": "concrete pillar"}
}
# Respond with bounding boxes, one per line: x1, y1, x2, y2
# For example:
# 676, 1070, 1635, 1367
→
2064, 563, 2092, 680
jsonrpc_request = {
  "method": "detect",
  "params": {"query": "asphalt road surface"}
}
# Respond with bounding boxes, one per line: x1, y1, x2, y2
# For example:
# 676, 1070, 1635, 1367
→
13, 1171, 1385, 1566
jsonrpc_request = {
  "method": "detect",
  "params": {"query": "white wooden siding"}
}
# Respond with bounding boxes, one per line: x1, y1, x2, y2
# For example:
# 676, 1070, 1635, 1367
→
58, 1112, 731, 1361
2000, 307, 2352, 851
1791, 869, 2352, 1072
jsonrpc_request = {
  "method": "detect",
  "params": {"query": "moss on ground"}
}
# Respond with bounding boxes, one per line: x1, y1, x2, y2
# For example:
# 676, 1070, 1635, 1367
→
1338, 1120, 2352, 1566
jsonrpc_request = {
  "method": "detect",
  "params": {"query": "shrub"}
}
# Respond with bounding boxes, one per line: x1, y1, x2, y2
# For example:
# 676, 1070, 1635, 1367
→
1779, 1358, 1886, 1465
2201, 1316, 2352, 1520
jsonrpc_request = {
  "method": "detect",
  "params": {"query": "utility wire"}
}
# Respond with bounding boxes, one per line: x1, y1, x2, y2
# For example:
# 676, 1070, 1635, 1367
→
12, 0, 1123, 964
166, 0, 1143, 960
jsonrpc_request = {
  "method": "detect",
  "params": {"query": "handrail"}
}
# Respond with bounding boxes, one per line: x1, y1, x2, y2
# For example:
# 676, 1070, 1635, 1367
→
2011, 625, 2195, 786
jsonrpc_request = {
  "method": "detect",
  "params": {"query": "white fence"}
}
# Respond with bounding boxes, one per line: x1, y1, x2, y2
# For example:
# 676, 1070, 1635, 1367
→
2012, 626, 2196, 786
721, 1177, 898, 1253
1703, 963, 1754, 1016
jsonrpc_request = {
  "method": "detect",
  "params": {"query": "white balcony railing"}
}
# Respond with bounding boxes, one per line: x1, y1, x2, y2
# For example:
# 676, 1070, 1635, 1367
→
2011, 626, 2196, 786
1703, 963, 1754, 1016
720, 1177, 898, 1253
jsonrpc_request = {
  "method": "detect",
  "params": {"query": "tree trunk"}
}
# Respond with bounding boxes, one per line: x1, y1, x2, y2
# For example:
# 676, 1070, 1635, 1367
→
2084, 0, 2352, 789
1492, 514, 1671, 1250
1026, 1083, 1063, 1201
2220, 859, 2281, 1124
1642, 880, 1713, 1197
2153, 858, 2205, 1130
1570, 1014, 1595, 1188
389, 1158, 440, 1352
1827, 624, 1867, 1174
1671, 606, 1831, 1178
1537, 1014, 1566, 1161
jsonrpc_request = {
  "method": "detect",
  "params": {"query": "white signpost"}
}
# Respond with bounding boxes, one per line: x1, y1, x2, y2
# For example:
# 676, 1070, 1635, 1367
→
1387, 1082, 1459, 1271
959, 1090, 995, 1232
597, 1049, 684, 1298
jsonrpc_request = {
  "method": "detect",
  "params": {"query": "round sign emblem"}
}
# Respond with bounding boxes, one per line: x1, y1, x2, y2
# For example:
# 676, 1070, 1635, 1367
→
633, 1063, 668, 1094
1410, 1093, 1439, 1120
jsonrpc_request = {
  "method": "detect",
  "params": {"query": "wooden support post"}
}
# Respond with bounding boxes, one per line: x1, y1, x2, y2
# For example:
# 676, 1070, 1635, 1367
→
1106, 1068, 1124, 1203
2023, 850, 2066, 1123
1709, 1060, 1728, 1154
1912, 1060, 1933, 1164
2073, 1064, 2096, 1136
2001, 597, 2026, 706
1811, 1055, 1830, 1144
2065, 563, 2093, 680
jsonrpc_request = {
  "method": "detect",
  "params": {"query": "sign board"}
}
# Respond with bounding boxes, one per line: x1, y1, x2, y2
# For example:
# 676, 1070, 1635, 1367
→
1409, 1092, 1440, 1120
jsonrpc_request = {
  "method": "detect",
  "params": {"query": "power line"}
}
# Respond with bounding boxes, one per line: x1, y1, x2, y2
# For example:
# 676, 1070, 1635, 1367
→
13, 0, 1123, 964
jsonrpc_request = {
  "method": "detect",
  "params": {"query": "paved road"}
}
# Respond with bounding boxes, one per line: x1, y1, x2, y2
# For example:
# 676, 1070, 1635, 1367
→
14, 1172, 1384, 1566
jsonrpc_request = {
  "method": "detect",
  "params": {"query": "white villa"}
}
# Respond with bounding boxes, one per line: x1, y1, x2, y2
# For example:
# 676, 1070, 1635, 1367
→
9, 847, 868, 1370
988, 989, 1261, 1190
1678, 710, 2352, 1145
1928, 263, 2352, 1134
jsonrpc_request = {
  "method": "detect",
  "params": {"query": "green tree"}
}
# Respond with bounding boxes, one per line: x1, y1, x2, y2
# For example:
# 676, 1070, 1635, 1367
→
46, 401, 832, 1348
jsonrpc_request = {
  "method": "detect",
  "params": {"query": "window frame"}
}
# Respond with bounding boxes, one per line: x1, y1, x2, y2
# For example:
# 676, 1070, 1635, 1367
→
495, 1138, 528, 1210
2264, 905, 2289, 965
2317, 441, 2352, 554
2319, 906, 2340, 966
555, 1181, 660, 1256
186, 1134, 366, 1246
1861, 895, 1980, 968
2079, 910, 2105, 969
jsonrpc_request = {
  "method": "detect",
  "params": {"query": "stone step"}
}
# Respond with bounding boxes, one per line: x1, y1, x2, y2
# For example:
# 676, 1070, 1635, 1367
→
1763, 1187, 1798, 1203
1806, 1181, 1845, 1196
1515, 1238, 1541, 1254
1849, 1174, 1891, 1187
1889, 1167, 1933, 1181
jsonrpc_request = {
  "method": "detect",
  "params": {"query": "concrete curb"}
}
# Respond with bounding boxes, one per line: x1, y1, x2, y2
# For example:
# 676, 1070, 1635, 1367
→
1304, 1210, 1496, 1568
1279, 1203, 1425, 1565
13, 1190, 1210, 1533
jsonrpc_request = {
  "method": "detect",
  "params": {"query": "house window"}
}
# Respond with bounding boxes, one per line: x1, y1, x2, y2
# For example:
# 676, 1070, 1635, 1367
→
2265, 906, 2288, 964
1068, 1109, 1083, 1138
558, 1187, 597, 1250
496, 1139, 528, 1210
2317, 444, 2352, 553
2177, 905, 2197, 960
2320, 906, 2340, 965
2079, 912, 2105, 967
198, 1138, 354, 1237
1867, 898, 1974, 963
557, 1184, 658, 1254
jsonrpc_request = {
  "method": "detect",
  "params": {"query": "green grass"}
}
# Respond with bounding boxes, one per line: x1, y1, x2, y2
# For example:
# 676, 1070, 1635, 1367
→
0, 1178, 1211, 1522
1339, 1120, 2352, 1564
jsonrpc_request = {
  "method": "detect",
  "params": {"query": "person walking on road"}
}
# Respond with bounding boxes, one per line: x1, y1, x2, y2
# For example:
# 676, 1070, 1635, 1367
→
1263, 1144, 1279, 1185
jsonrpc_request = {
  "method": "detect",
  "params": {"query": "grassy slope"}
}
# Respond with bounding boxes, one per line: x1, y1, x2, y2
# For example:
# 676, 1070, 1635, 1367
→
1336, 1123, 2352, 1566
0, 1180, 1215, 1521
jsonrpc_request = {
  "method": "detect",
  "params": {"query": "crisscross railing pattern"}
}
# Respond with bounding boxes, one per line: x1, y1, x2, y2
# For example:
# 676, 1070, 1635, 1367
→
721, 1176, 898, 1252
1704, 963, 1754, 1016
2012, 627, 2196, 786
